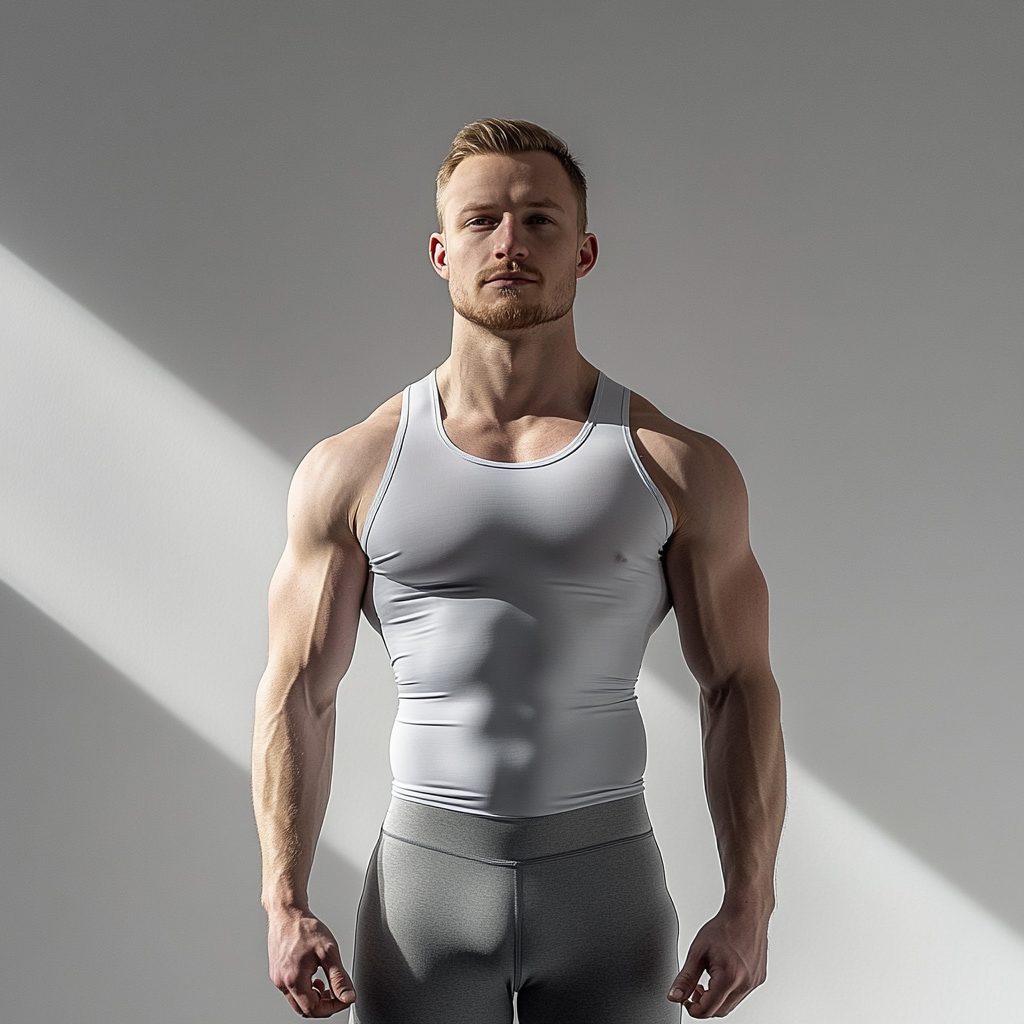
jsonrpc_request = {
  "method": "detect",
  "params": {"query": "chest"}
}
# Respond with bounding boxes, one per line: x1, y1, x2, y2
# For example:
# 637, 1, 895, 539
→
366, 429, 665, 587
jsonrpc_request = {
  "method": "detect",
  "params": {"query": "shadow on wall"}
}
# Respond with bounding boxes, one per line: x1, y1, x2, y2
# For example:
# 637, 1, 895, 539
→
0, 581, 362, 1024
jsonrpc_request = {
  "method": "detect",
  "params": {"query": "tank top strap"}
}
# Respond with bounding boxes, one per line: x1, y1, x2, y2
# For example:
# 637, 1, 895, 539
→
590, 372, 627, 428
406, 370, 440, 436
358, 373, 436, 552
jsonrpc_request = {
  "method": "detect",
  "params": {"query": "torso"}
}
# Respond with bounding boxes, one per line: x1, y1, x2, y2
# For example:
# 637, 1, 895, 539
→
354, 368, 676, 818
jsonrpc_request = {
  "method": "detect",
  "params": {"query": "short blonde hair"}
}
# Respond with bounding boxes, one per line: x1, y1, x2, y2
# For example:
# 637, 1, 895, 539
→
436, 118, 588, 233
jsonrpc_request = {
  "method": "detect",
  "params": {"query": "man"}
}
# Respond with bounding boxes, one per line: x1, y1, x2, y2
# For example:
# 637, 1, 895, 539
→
252, 119, 786, 1022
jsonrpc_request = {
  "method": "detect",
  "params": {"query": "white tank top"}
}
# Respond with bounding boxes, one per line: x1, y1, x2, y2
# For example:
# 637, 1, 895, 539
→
360, 369, 673, 818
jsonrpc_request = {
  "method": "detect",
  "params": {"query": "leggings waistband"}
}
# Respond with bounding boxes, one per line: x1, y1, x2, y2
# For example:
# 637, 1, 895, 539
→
381, 794, 652, 864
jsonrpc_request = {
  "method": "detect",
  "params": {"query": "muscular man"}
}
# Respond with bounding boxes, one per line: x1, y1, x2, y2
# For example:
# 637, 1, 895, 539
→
252, 119, 786, 1022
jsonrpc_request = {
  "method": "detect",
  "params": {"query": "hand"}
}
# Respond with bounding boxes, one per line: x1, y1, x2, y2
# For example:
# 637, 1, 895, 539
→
267, 906, 356, 1017
667, 902, 769, 1018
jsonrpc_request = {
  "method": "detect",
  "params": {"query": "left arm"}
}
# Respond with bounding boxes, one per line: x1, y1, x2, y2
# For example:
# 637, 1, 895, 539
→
637, 411, 786, 1019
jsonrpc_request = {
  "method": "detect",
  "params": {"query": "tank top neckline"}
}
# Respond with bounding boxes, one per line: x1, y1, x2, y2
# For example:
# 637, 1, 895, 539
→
428, 369, 607, 469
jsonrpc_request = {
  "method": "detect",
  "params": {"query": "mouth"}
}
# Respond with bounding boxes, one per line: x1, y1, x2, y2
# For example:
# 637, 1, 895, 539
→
484, 274, 537, 287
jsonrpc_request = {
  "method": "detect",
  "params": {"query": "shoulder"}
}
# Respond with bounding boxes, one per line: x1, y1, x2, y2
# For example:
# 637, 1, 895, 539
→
628, 390, 749, 542
287, 391, 404, 547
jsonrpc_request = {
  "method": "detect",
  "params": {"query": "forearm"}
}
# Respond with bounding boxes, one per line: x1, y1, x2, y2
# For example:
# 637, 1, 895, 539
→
699, 672, 786, 912
252, 670, 337, 913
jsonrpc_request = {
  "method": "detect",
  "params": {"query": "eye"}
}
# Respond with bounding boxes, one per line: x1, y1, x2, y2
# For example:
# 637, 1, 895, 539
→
527, 215, 553, 225
466, 216, 495, 227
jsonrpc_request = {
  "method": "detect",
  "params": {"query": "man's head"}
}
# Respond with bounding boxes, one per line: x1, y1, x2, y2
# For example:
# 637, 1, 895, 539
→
436, 119, 588, 235
431, 119, 597, 333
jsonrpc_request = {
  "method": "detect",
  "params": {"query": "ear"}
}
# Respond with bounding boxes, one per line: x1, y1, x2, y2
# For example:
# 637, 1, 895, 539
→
429, 232, 450, 280
575, 232, 598, 279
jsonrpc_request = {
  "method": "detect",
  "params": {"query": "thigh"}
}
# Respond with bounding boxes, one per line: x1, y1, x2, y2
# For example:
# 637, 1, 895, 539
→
516, 834, 681, 1024
351, 833, 515, 1024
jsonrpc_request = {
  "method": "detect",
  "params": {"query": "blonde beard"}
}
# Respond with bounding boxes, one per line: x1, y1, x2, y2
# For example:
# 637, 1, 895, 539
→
450, 278, 576, 331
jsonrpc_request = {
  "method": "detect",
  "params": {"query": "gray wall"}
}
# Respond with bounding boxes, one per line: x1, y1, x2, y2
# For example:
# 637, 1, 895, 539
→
2, 2, 1022, 1021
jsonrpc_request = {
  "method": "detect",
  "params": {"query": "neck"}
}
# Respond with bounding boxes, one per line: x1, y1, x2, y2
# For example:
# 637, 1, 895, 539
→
438, 310, 596, 423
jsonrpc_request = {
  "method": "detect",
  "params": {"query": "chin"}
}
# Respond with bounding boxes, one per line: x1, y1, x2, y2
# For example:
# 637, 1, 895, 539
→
454, 295, 573, 332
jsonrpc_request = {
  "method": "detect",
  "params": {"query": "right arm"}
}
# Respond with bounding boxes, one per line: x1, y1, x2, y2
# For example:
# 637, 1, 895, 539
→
252, 401, 398, 1017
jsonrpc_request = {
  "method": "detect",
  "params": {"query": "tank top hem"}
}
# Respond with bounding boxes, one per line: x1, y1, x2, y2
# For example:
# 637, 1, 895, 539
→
389, 780, 647, 820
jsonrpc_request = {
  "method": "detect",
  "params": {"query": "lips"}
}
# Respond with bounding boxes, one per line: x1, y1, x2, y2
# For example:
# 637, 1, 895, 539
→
484, 274, 537, 285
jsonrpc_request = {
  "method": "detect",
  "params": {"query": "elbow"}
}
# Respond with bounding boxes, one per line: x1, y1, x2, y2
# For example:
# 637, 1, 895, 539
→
697, 666, 781, 718
254, 664, 339, 732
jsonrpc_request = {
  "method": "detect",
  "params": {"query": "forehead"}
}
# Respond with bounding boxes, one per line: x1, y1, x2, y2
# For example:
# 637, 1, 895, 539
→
443, 151, 575, 212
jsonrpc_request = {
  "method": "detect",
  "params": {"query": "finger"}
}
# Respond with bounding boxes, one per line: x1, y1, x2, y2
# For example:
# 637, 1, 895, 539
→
298, 977, 348, 1018
282, 972, 319, 1017
712, 976, 760, 1018
311, 988, 354, 1018
308, 997, 348, 1018
325, 954, 358, 1003
669, 952, 706, 1002
287, 990, 344, 1019
686, 991, 715, 1019
683, 983, 705, 1010
687, 970, 738, 1019
327, 963, 357, 1004
283, 990, 308, 1017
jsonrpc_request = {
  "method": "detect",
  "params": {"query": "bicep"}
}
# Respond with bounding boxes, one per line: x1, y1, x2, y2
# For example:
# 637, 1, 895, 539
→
260, 432, 378, 709
662, 449, 770, 692
262, 474, 369, 719
267, 534, 368, 690
665, 535, 770, 692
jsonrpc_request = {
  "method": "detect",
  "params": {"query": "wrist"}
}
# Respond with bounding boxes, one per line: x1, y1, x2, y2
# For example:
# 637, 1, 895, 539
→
261, 885, 309, 916
721, 883, 775, 919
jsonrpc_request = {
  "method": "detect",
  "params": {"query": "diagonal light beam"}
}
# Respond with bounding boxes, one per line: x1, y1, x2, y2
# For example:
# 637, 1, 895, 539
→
0, 245, 290, 766
2, 243, 1022, 1021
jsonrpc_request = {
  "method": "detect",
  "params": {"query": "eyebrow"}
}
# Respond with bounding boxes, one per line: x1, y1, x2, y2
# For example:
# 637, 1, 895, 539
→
456, 198, 567, 218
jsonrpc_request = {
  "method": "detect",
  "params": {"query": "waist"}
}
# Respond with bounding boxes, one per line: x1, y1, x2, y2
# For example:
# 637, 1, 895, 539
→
381, 793, 653, 863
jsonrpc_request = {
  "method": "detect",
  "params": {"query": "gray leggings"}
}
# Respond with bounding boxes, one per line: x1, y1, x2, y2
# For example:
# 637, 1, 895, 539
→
351, 795, 681, 1024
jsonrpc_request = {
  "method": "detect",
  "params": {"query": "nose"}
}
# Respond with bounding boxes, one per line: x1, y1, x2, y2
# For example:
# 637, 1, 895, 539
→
492, 213, 528, 261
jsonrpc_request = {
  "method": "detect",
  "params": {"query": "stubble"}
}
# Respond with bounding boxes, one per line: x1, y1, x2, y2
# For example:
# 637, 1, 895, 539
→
450, 263, 576, 331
